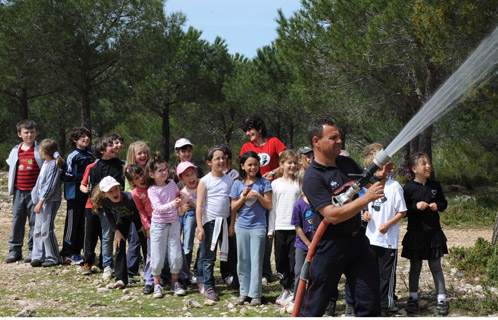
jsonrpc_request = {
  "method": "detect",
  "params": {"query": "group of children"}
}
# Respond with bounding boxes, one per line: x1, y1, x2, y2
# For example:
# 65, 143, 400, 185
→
5, 119, 450, 316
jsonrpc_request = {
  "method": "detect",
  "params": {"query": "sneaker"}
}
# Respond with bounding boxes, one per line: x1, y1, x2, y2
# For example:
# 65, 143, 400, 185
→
30, 259, 42, 267
388, 303, 399, 313
434, 301, 449, 316
69, 254, 83, 265
184, 279, 193, 290
345, 301, 355, 316
23, 253, 32, 263
324, 300, 336, 317
42, 261, 57, 267
276, 289, 290, 305
153, 284, 163, 298
381, 308, 390, 317
81, 263, 92, 275
102, 266, 113, 280
283, 290, 294, 305
5, 254, 22, 263
128, 276, 138, 283
143, 284, 154, 295
261, 277, 268, 286
406, 297, 418, 314
250, 298, 262, 306
198, 282, 205, 294
236, 295, 249, 306
91, 265, 101, 273
114, 280, 125, 289
171, 281, 186, 296
204, 287, 219, 301
191, 275, 197, 284
224, 275, 233, 287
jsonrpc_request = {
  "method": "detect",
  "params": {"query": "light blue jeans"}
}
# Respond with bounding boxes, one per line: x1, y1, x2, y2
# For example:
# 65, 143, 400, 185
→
99, 211, 114, 268
180, 209, 197, 267
235, 226, 266, 298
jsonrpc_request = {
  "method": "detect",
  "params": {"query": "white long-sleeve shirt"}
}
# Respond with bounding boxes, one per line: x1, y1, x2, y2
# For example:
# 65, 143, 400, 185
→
268, 178, 300, 234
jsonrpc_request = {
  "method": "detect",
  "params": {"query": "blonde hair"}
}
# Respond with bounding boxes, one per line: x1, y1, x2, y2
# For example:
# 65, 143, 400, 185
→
39, 139, 65, 170
125, 141, 151, 168
363, 142, 385, 168
91, 185, 104, 212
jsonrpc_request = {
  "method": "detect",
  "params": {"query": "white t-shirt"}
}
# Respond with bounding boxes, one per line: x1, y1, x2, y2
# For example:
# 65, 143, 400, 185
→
200, 173, 232, 225
269, 178, 301, 234
365, 179, 407, 249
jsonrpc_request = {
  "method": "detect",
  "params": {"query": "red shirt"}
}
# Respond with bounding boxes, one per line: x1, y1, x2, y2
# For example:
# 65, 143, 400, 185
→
239, 137, 286, 176
81, 160, 99, 209
15, 143, 40, 191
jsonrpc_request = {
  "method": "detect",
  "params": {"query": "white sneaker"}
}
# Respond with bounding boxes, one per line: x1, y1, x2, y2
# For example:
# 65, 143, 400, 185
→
283, 290, 294, 305
153, 284, 163, 299
276, 289, 290, 305
114, 280, 125, 289
102, 266, 113, 280
171, 281, 186, 296
262, 277, 268, 286
91, 265, 101, 273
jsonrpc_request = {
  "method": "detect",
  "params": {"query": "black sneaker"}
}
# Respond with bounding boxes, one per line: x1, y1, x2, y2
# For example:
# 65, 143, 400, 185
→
30, 259, 42, 267
406, 297, 418, 314
5, 254, 22, 263
23, 253, 32, 263
381, 308, 390, 317
434, 301, 449, 316
143, 284, 154, 295
42, 261, 57, 267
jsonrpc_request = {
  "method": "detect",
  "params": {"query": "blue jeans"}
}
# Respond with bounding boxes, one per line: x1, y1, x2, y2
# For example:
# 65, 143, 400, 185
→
180, 209, 197, 268
200, 220, 224, 290
236, 226, 266, 298
99, 211, 114, 268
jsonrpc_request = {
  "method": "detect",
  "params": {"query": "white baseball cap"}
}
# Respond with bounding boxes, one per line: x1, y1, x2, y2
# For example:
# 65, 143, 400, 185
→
99, 176, 121, 192
175, 138, 193, 149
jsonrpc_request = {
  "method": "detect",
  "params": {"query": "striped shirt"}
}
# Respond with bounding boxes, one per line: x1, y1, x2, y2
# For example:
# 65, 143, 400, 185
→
15, 143, 40, 190
148, 180, 180, 224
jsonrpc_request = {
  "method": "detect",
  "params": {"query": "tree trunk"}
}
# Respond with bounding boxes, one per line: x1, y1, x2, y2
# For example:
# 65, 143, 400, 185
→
418, 125, 433, 161
492, 211, 498, 245
161, 105, 170, 162
80, 86, 91, 132
59, 125, 66, 157
20, 87, 28, 120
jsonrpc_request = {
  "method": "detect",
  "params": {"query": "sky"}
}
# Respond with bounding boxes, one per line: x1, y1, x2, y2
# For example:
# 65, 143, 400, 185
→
163, 0, 302, 59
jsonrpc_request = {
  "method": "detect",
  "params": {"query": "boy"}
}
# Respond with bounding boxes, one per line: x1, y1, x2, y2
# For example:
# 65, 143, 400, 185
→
362, 143, 407, 316
5, 119, 44, 263
89, 136, 124, 280
60, 127, 94, 265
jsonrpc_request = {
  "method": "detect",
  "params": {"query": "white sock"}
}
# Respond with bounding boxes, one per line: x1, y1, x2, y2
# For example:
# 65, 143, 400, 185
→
437, 294, 446, 303
410, 292, 418, 300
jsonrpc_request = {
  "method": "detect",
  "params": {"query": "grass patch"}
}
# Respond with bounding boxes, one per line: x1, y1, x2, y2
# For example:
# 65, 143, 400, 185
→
442, 195, 497, 227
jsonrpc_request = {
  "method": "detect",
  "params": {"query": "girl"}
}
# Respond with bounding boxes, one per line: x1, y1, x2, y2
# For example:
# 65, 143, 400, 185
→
168, 138, 205, 183
146, 155, 185, 298
230, 151, 272, 306
92, 175, 144, 289
30, 139, 65, 267
196, 146, 234, 302
402, 152, 449, 316
125, 164, 154, 295
268, 150, 301, 306
123, 141, 151, 285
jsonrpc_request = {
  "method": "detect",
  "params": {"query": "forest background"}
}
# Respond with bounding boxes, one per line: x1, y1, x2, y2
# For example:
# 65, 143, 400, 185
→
0, 0, 497, 189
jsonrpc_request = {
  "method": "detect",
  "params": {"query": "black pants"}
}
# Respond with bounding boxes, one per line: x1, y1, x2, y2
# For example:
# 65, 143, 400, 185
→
263, 211, 274, 280
274, 229, 296, 290
370, 245, 397, 310
126, 222, 147, 276
220, 216, 239, 288
60, 197, 87, 256
115, 219, 146, 285
83, 208, 103, 267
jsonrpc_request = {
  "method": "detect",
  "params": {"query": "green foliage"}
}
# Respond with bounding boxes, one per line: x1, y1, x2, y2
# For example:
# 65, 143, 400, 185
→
442, 196, 498, 226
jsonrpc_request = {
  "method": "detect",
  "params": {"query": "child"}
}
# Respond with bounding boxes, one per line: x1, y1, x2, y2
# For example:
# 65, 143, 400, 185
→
177, 161, 199, 283
169, 138, 205, 183
60, 126, 94, 265
402, 152, 450, 316
30, 139, 65, 267
93, 176, 144, 289
89, 136, 123, 279
361, 143, 407, 316
125, 164, 154, 295
146, 154, 185, 298
196, 145, 234, 302
297, 146, 313, 176
123, 141, 151, 284
268, 150, 301, 305
5, 119, 44, 263
230, 151, 272, 306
